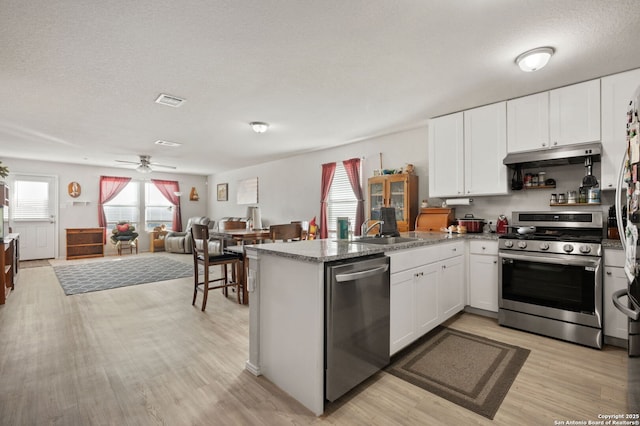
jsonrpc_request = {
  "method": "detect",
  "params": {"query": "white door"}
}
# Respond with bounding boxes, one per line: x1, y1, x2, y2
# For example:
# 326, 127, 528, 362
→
8, 174, 57, 260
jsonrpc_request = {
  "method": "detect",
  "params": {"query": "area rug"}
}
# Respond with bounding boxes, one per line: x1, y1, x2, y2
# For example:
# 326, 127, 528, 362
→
54, 256, 195, 295
385, 326, 529, 420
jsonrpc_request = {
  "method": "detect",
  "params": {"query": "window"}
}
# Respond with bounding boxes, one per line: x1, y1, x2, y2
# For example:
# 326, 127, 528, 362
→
327, 162, 359, 237
13, 180, 51, 220
145, 182, 174, 231
103, 182, 140, 232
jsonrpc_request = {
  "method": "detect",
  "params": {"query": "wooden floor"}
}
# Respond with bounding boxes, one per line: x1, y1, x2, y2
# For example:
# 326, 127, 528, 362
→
0, 253, 630, 425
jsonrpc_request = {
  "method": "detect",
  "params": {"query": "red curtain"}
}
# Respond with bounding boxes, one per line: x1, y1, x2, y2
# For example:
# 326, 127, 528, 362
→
98, 176, 131, 244
343, 158, 365, 236
151, 179, 182, 232
320, 162, 336, 239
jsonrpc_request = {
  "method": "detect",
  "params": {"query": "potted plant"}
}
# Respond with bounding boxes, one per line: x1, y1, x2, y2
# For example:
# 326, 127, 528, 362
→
0, 160, 8, 180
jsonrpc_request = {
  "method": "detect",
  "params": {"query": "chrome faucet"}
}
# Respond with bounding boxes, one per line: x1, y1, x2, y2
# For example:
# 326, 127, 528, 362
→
361, 220, 384, 237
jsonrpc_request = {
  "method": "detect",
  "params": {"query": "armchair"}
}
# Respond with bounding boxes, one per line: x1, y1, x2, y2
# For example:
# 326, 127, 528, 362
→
110, 221, 139, 255
164, 216, 215, 254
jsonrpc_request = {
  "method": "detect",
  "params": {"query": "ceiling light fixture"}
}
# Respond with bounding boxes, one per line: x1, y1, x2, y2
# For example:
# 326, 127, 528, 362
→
250, 122, 269, 133
136, 163, 153, 174
515, 47, 555, 72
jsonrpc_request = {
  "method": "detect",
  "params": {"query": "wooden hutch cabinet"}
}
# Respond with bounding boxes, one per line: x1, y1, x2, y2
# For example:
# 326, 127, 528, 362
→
367, 174, 418, 232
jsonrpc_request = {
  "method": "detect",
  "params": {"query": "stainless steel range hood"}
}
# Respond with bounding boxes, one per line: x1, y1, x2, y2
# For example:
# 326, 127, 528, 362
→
503, 142, 601, 168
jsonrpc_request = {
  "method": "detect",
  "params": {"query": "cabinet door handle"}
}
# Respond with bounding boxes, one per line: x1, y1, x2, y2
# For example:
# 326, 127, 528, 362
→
452, 248, 456, 252
606, 271, 612, 276
493, 260, 497, 264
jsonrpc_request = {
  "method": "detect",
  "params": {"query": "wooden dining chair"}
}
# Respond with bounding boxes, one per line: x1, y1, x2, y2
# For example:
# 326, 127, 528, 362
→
269, 223, 304, 242
190, 223, 243, 311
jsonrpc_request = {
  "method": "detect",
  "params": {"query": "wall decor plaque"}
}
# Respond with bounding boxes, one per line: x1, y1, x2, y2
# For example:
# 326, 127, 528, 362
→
68, 182, 81, 198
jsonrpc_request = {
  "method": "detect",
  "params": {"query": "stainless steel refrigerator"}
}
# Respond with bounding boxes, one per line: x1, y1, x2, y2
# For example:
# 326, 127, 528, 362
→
613, 83, 640, 413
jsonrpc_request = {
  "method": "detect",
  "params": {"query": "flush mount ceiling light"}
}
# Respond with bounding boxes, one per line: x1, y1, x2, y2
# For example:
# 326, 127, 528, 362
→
250, 122, 269, 133
515, 47, 555, 72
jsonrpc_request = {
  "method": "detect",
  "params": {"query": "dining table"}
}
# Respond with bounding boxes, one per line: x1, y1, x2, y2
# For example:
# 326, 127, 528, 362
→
210, 228, 271, 304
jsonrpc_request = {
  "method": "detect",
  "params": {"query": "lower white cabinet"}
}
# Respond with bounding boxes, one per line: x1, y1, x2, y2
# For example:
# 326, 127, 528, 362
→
389, 242, 464, 355
603, 248, 628, 341
468, 240, 499, 313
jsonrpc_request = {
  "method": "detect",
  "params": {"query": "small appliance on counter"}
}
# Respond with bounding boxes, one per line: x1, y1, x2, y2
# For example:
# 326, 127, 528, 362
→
415, 208, 455, 232
379, 207, 400, 237
496, 215, 508, 234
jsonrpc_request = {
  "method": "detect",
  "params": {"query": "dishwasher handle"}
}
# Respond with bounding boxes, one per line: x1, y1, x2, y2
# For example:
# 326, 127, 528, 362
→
335, 264, 389, 283
612, 288, 640, 321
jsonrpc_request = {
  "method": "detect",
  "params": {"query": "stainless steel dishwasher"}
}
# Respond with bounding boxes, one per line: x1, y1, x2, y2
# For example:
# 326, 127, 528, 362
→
325, 254, 390, 402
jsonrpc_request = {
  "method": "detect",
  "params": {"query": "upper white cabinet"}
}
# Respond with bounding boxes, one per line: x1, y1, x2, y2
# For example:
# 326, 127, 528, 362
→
506, 80, 601, 154
549, 79, 601, 147
507, 92, 550, 153
429, 102, 508, 198
464, 102, 508, 196
428, 112, 464, 197
601, 68, 640, 190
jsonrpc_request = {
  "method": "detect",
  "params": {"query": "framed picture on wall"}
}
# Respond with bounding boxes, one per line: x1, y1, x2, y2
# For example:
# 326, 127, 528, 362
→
217, 183, 228, 201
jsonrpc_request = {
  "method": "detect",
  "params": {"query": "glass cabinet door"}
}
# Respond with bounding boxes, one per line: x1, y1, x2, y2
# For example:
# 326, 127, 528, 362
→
388, 179, 406, 223
368, 180, 385, 221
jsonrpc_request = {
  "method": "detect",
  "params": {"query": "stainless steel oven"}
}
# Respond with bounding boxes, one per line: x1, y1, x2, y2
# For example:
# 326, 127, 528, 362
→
498, 211, 604, 349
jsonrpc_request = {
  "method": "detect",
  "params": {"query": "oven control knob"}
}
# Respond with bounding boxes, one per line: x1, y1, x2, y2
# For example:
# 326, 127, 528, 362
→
517, 241, 527, 249
579, 245, 591, 254
563, 244, 574, 253
504, 240, 513, 248
539, 242, 550, 250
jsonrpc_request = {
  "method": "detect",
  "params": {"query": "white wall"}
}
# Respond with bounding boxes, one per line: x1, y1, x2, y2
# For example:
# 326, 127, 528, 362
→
208, 122, 614, 233
3, 157, 208, 257
207, 126, 429, 227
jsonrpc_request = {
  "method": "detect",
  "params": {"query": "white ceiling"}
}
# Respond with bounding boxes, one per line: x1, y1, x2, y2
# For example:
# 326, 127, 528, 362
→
2, 1, 640, 176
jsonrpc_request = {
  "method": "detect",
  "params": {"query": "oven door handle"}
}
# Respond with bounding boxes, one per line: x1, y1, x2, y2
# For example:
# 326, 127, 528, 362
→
499, 251, 601, 268
612, 288, 640, 321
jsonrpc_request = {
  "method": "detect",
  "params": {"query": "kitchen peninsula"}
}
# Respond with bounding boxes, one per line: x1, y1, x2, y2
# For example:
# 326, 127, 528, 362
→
243, 231, 496, 415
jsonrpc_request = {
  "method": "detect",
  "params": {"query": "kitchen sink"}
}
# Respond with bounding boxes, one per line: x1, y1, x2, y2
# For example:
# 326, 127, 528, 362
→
349, 236, 419, 245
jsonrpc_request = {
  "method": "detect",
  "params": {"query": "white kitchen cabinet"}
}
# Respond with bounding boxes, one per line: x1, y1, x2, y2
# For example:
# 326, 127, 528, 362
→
463, 102, 508, 196
506, 79, 601, 154
388, 241, 464, 355
390, 264, 438, 354
429, 103, 508, 198
468, 240, 499, 313
604, 248, 628, 341
549, 79, 601, 147
507, 91, 550, 153
428, 112, 464, 197
438, 255, 465, 321
601, 68, 640, 190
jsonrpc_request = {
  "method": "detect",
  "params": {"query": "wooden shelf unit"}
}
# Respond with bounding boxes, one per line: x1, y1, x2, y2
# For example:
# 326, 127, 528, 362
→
66, 228, 104, 260
1, 234, 18, 305
550, 202, 601, 207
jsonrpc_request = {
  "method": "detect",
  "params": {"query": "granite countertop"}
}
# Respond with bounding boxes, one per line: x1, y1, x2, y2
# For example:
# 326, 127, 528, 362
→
245, 231, 499, 263
602, 238, 623, 250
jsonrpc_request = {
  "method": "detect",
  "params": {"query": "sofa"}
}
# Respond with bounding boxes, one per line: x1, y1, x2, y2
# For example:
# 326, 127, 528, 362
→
164, 216, 215, 254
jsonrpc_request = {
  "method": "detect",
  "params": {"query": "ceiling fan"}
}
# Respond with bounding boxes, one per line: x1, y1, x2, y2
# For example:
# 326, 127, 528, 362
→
115, 155, 176, 174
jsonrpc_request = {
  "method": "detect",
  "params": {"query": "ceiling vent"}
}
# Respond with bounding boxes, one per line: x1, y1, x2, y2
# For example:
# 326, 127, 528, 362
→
155, 93, 185, 107
155, 140, 181, 147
